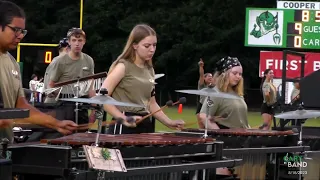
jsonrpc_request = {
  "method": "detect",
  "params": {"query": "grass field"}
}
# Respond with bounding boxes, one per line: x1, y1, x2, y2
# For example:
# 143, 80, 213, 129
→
94, 107, 320, 131
154, 107, 320, 131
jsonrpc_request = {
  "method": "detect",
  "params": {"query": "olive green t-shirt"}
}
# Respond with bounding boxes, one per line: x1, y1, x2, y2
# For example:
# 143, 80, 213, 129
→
198, 82, 206, 104
0, 53, 25, 143
200, 87, 249, 128
49, 53, 94, 96
262, 82, 277, 105
43, 56, 59, 90
110, 59, 155, 114
291, 88, 300, 101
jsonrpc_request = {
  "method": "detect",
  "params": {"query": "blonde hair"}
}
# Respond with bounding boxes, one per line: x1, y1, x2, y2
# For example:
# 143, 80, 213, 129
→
108, 24, 156, 75
215, 69, 244, 97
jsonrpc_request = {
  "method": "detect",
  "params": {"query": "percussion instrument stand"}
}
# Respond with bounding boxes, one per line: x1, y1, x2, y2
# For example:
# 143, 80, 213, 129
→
203, 96, 213, 138
93, 88, 108, 146
296, 103, 305, 180
93, 105, 104, 146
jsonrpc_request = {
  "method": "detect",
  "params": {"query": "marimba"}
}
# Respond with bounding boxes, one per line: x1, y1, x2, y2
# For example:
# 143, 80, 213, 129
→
0, 108, 30, 180
180, 128, 308, 180
9, 133, 241, 180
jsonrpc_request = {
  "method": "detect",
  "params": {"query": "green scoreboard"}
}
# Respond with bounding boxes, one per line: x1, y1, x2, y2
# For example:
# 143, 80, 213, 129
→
245, 8, 320, 49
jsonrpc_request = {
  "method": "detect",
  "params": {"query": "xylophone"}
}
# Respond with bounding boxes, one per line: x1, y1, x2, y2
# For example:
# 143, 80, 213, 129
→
0, 108, 30, 180
180, 128, 309, 180
9, 133, 241, 180
0, 138, 11, 180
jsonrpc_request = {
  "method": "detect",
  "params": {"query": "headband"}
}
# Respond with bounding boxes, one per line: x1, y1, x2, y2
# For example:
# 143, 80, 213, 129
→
215, 56, 241, 74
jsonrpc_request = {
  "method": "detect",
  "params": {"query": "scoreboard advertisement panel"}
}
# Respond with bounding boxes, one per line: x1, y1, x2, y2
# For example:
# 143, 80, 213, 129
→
245, 8, 320, 49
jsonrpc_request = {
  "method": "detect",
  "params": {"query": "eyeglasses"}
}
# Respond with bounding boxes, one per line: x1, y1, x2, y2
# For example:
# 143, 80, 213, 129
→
6, 25, 27, 37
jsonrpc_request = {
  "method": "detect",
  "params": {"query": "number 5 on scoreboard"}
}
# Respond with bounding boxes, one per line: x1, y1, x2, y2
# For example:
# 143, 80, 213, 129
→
295, 23, 302, 35
294, 36, 302, 48
316, 11, 320, 22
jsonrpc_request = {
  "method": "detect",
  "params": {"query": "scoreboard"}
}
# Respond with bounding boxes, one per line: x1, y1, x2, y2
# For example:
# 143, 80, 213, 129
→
245, 8, 320, 49
37, 48, 58, 64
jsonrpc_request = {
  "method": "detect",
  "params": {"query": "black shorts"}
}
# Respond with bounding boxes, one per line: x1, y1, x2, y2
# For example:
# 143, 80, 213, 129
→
261, 103, 275, 115
196, 103, 203, 114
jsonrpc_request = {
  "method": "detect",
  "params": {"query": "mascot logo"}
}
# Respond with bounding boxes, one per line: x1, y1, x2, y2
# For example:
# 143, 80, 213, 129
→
250, 11, 281, 45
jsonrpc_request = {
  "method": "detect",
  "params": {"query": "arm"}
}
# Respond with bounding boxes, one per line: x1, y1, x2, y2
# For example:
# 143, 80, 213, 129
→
149, 96, 173, 127
198, 58, 205, 86
102, 63, 126, 119
15, 97, 58, 129
88, 57, 96, 98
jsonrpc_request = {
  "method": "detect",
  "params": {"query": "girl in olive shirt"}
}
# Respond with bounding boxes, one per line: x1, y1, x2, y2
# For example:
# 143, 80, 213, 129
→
260, 69, 277, 130
199, 56, 250, 129
101, 24, 185, 134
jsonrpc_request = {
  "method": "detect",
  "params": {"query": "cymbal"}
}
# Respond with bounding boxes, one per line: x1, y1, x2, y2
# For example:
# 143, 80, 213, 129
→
59, 95, 144, 108
176, 88, 241, 99
155, 74, 165, 80
43, 87, 61, 94
274, 110, 320, 119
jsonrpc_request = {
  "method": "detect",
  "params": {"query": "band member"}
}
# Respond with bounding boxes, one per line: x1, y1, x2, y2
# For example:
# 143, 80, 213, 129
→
199, 56, 249, 129
291, 77, 300, 104
29, 74, 43, 102
48, 28, 96, 124
101, 24, 185, 134
196, 58, 213, 128
0, 1, 77, 142
43, 38, 69, 103
260, 68, 277, 130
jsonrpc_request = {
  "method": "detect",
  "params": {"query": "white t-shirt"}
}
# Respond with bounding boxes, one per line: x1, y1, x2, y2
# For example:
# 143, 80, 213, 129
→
29, 80, 38, 90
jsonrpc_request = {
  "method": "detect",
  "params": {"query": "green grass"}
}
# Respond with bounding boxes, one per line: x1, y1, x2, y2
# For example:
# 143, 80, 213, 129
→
93, 107, 320, 131
155, 107, 320, 131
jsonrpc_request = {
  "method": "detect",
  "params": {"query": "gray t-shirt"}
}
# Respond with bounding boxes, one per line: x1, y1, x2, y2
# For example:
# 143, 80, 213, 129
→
200, 87, 249, 128
49, 53, 94, 95
291, 88, 300, 101
198, 82, 207, 104
43, 56, 59, 90
262, 82, 277, 105
0, 53, 25, 143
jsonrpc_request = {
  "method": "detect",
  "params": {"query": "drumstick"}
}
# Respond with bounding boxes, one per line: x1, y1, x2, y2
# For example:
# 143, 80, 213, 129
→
78, 98, 187, 130
135, 97, 187, 125
77, 117, 136, 130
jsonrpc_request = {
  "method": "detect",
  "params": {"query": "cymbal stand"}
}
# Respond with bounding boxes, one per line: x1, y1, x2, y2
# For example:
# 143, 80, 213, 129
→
94, 88, 108, 146
94, 106, 104, 146
74, 78, 81, 126
296, 103, 305, 147
203, 96, 213, 138
296, 103, 304, 180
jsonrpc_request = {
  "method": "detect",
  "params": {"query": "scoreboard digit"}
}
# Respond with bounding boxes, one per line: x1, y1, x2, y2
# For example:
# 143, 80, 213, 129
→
37, 48, 57, 64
